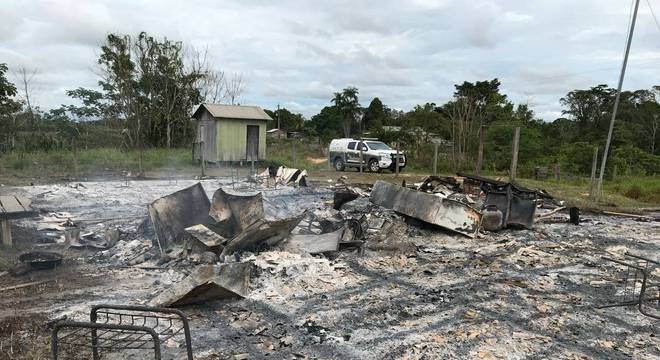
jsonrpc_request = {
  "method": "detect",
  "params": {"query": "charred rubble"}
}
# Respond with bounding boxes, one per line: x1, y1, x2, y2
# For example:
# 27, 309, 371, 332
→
1, 172, 658, 359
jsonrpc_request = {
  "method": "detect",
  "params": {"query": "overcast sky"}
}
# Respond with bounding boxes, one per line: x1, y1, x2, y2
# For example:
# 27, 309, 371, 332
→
2, 0, 660, 120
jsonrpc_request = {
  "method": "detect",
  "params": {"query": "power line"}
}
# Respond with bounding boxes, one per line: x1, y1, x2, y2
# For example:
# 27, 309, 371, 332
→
515, 59, 660, 83
645, 0, 660, 33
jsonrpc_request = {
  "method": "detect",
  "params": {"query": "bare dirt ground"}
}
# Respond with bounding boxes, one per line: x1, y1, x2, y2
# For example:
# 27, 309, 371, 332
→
0, 176, 658, 359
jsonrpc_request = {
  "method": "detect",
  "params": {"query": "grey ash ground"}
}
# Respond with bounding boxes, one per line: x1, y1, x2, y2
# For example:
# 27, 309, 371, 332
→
0, 178, 658, 359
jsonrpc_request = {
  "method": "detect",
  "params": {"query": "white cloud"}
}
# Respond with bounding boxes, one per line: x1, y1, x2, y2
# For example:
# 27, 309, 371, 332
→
1, 0, 660, 120
502, 11, 533, 23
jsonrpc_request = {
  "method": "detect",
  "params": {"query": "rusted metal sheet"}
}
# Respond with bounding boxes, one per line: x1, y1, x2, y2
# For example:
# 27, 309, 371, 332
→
370, 180, 481, 238
148, 183, 212, 252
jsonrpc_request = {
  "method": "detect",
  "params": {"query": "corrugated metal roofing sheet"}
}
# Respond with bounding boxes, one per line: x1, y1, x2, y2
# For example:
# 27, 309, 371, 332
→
194, 103, 272, 121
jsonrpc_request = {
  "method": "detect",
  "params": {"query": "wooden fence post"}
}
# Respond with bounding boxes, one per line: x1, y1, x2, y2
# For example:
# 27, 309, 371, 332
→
359, 139, 364, 173
1, 220, 11, 247
72, 137, 79, 179
509, 127, 520, 181
433, 143, 438, 176
200, 141, 205, 178
475, 125, 484, 176
395, 143, 400, 177
588, 147, 598, 200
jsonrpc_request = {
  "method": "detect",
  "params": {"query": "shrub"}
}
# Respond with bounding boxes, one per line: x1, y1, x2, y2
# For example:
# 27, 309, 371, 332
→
624, 185, 642, 199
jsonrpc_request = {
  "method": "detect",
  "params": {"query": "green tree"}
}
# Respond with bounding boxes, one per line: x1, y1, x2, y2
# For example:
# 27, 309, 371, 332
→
265, 108, 305, 132
0, 63, 23, 151
559, 85, 614, 139
363, 97, 386, 131
402, 103, 446, 134
95, 32, 203, 148
439, 78, 513, 169
66, 87, 108, 120
308, 106, 343, 143
331, 86, 360, 137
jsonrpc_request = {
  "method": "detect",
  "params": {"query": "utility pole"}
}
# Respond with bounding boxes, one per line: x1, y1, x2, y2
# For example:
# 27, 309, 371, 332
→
475, 124, 485, 176
277, 104, 281, 139
597, 0, 640, 196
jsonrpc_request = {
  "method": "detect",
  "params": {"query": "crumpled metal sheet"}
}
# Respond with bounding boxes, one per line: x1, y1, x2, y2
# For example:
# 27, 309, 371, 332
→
333, 190, 359, 210
369, 180, 481, 238
220, 216, 303, 256
283, 227, 344, 254
209, 188, 264, 237
147, 183, 213, 252
458, 173, 539, 229
483, 183, 537, 229
149, 263, 251, 307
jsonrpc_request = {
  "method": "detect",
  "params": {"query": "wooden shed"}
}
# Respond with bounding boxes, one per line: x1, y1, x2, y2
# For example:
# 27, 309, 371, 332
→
192, 104, 272, 162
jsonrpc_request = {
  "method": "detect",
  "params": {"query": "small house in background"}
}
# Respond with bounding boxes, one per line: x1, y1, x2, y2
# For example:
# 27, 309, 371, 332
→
192, 104, 273, 162
381, 126, 402, 132
266, 128, 287, 139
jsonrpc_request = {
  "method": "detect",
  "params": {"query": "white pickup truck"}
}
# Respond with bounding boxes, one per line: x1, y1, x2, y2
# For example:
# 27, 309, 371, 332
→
328, 138, 406, 172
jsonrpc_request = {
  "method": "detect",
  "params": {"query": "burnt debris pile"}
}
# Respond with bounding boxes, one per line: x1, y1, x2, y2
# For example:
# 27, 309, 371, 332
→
2, 172, 659, 359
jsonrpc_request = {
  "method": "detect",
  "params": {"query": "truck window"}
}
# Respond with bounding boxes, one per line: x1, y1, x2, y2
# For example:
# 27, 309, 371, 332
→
348, 142, 356, 150
365, 141, 391, 150
358, 142, 367, 151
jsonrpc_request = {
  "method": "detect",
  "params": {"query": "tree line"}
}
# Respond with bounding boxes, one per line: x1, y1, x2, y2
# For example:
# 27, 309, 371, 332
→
0, 32, 245, 153
0, 32, 658, 177
299, 80, 659, 177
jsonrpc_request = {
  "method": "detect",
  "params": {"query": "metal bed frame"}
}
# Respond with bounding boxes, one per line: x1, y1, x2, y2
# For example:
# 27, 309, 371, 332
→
596, 253, 659, 319
51, 304, 193, 360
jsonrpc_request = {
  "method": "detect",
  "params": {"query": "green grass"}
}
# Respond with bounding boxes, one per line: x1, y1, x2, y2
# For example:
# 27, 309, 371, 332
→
0, 148, 196, 184
1, 144, 658, 209
604, 176, 660, 204
518, 177, 659, 210
266, 138, 329, 171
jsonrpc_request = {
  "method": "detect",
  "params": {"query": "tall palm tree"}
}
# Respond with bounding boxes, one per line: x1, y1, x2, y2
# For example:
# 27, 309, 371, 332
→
332, 86, 360, 137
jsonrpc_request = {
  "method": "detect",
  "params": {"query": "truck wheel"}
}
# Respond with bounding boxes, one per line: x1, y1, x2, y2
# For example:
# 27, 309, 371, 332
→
334, 158, 345, 171
369, 159, 381, 173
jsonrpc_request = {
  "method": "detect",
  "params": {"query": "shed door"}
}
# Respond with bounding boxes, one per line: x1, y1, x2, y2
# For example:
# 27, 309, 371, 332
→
246, 125, 259, 161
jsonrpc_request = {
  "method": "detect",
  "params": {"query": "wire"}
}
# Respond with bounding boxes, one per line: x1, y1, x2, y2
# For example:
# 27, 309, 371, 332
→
516, 0, 660, 85
622, 0, 635, 56
516, 58, 660, 83
646, 0, 660, 33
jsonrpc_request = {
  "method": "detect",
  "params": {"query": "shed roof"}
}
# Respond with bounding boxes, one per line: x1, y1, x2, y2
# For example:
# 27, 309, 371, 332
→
193, 103, 272, 121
